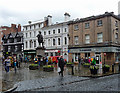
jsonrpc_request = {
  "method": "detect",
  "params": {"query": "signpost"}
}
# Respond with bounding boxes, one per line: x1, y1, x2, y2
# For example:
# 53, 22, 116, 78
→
104, 53, 106, 64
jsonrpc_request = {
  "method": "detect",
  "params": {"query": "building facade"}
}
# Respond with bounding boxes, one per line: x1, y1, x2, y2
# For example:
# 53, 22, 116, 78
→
2, 32, 24, 59
23, 20, 45, 61
0, 24, 21, 59
68, 12, 120, 65
41, 13, 70, 61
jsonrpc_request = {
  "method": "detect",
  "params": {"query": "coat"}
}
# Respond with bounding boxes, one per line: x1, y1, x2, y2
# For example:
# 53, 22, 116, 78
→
58, 58, 65, 68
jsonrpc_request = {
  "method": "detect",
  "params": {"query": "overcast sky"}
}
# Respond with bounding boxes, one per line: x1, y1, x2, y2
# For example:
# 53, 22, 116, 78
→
0, 0, 120, 27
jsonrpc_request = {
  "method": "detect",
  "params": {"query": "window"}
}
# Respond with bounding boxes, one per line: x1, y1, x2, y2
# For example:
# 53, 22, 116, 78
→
65, 28, 67, 32
34, 31, 36, 37
51, 53, 53, 56
39, 24, 40, 28
30, 26, 31, 30
85, 34, 90, 44
85, 23, 90, 28
53, 30, 55, 34
53, 39, 55, 46
30, 32, 31, 37
48, 39, 50, 46
74, 25, 79, 30
115, 21, 118, 27
26, 41, 28, 48
115, 33, 118, 39
26, 27, 27, 30
97, 20, 102, 26
74, 36, 79, 45
34, 25, 36, 29
44, 31, 46, 35
26, 33, 27, 38
58, 29, 60, 33
48, 31, 50, 35
30, 40, 32, 48
34, 40, 36, 47
58, 38, 60, 45
64, 37, 67, 45
97, 33, 103, 43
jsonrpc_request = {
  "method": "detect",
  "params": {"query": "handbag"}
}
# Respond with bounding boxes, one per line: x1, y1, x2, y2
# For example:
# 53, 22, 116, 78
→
57, 67, 61, 72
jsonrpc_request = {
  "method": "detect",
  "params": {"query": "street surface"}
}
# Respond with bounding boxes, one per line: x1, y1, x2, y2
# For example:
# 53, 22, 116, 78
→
32, 74, 120, 91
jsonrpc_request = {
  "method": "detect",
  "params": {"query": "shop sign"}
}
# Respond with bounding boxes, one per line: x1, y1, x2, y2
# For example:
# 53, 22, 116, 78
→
24, 51, 36, 54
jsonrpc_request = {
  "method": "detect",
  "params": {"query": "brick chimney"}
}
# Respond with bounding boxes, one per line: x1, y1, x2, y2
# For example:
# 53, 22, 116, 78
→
18, 24, 21, 32
11, 24, 16, 29
64, 12, 70, 22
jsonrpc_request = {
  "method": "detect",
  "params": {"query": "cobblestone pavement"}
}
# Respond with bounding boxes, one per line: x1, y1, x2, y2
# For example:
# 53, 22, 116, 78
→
14, 75, 89, 91
31, 74, 120, 92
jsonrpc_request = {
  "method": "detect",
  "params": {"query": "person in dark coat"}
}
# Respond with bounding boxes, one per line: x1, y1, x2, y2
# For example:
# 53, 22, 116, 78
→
58, 56, 65, 77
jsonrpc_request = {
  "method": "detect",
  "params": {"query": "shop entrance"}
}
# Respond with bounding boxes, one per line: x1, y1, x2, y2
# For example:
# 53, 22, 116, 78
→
95, 53, 101, 64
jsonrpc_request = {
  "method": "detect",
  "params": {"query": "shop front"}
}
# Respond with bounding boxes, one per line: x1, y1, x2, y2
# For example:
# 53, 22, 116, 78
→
24, 50, 36, 62
69, 47, 120, 65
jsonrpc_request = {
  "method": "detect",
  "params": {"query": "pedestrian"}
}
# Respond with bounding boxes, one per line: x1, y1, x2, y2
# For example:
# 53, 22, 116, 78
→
78, 57, 81, 69
4, 58, 7, 73
25, 56, 28, 64
14, 59, 17, 73
4, 57, 11, 72
58, 56, 65, 77
34, 56, 38, 64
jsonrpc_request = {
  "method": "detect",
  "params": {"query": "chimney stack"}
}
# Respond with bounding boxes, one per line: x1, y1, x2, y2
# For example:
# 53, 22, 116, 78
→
118, 1, 120, 15
64, 12, 70, 22
18, 24, 21, 32
47, 15, 52, 26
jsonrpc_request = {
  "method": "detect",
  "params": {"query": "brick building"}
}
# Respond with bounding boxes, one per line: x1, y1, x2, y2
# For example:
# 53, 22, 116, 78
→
0, 24, 21, 58
68, 12, 120, 65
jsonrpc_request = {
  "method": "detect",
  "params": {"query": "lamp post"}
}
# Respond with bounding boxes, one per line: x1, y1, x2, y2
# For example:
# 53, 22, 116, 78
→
104, 53, 106, 65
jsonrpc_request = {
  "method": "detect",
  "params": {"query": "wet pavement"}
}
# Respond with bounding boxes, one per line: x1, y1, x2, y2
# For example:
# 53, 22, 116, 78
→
1, 62, 120, 92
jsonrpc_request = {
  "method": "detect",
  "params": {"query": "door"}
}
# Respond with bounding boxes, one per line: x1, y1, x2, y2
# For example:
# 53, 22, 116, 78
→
95, 54, 101, 64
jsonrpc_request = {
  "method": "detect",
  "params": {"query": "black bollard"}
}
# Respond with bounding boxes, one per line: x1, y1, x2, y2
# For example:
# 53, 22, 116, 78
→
112, 64, 114, 73
119, 63, 120, 72
71, 64, 74, 75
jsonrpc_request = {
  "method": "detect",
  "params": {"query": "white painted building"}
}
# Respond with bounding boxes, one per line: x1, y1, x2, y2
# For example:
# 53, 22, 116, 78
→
23, 20, 45, 61
42, 13, 70, 61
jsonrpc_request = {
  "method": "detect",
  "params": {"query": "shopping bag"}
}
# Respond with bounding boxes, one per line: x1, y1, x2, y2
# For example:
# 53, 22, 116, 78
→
57, 67, 61, 72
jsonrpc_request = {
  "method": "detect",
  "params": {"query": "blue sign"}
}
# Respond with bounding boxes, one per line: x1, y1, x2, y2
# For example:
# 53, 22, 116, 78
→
68, 50, 70, 53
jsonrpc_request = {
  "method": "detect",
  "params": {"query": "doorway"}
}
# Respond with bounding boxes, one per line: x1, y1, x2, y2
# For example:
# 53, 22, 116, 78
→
95, 53, 101, 64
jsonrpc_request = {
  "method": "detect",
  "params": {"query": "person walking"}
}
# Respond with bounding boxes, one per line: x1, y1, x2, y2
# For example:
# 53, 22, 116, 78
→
14, 59, 17, 73
4, 57, 11, 72
58, 56, 65, 77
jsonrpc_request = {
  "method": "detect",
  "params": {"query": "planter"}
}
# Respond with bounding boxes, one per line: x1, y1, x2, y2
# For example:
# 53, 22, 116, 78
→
90, 66, 98, 75
43, 67, 54, 72
103, 66, 110, 73
90, 69, 98, 75
29, 64, 39, 70
102, 64, 110, 74
29, 65, 39, 70
83, 63, 90, 68
43, 65, 54, 72
66, 62, 73, 67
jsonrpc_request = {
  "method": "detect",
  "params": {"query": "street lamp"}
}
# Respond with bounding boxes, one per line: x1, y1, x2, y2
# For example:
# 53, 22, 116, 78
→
104, 53, 106, 65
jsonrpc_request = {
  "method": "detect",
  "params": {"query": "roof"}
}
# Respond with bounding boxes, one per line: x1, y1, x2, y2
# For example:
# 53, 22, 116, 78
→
23, 19, 44, 27
41, 21, 69, 29
2, 32, 23, 40
68, 12, 120, 25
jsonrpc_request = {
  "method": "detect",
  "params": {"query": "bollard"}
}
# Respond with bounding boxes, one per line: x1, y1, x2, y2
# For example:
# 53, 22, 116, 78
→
112, 64, 114, 73
71, 65, 74, 75
119, 63, 120, 72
